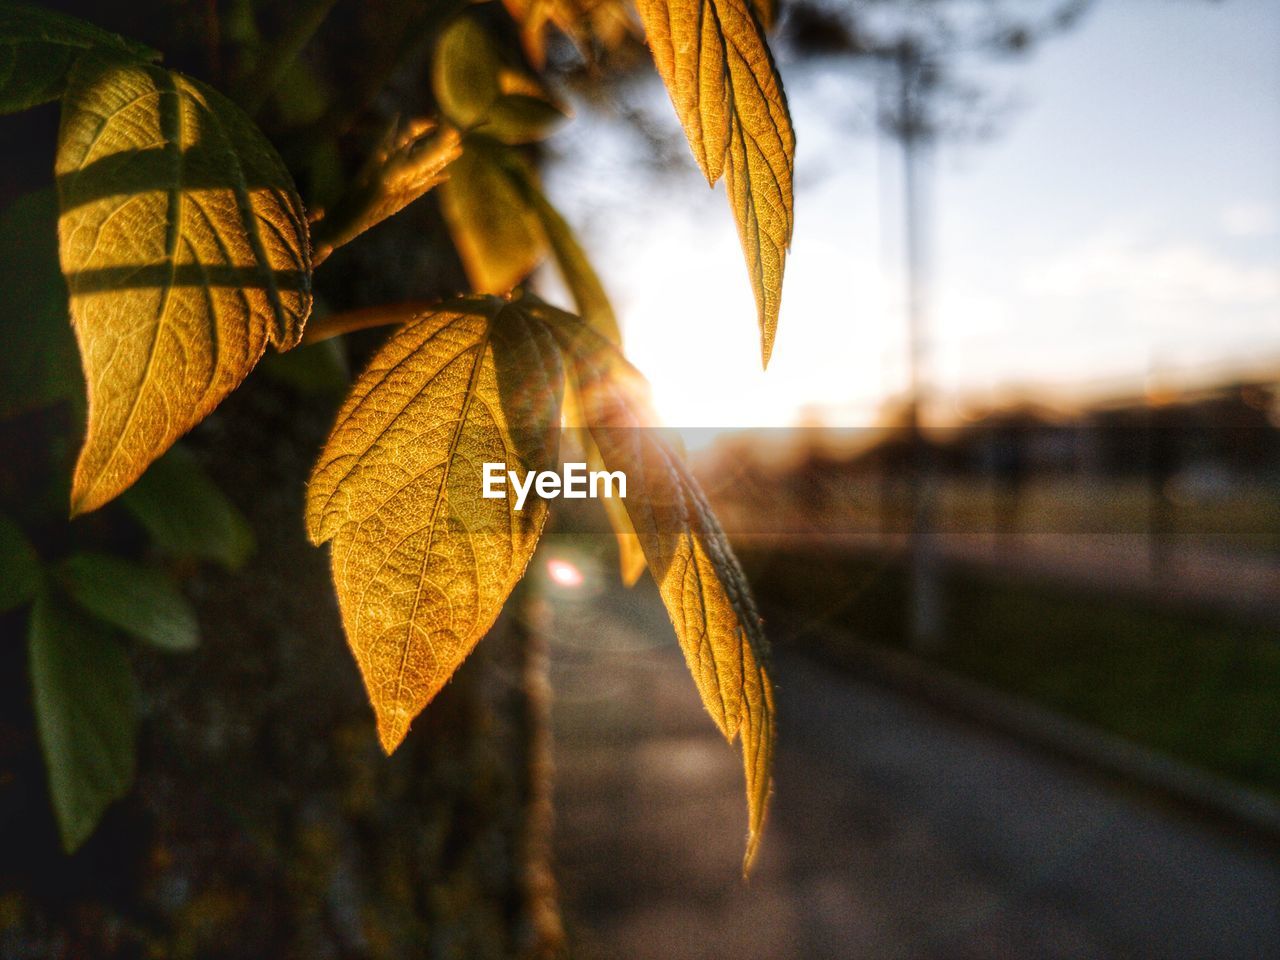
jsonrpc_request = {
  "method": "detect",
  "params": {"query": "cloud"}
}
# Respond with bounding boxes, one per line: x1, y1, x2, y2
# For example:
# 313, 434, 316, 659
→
1024, 230, 1280, 304
1220, 202, 1277, 238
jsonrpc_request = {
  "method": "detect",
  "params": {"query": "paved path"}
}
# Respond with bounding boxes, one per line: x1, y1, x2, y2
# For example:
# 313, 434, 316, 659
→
543, 573, 1280, 960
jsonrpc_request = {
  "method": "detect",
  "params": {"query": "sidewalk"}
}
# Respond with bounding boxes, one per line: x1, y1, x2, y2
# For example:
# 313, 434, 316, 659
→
544, 579, 1280, 960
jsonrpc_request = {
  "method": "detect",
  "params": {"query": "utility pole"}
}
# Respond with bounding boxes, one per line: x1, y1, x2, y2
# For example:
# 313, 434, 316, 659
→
851, 2, 1095, 651
885, 39, 942, 650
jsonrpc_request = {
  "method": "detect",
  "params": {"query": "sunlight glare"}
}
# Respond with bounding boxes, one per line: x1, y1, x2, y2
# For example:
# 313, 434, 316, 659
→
547, 557, 585, 588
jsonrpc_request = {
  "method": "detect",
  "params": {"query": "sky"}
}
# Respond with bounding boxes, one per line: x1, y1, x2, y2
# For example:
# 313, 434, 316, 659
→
542, 0, 1280, 430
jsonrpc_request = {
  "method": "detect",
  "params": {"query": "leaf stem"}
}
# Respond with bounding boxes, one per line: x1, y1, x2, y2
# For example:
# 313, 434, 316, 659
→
301, 302, 437, 344
310, 121, 461, 266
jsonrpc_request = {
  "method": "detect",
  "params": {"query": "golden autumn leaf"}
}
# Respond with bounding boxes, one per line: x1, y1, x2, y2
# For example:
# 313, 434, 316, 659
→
635, 0, 795, 366
438, 136, 547, 295
541, 302, 775, 871
501, 0, 635, 71
306, 298, 563, 753
563, 376, 646, 585
601, 453, 647, 585
750, 0, 777, 31
56, 54, 311, 514
440, 135, 620, 340
510, 162, 640, 581
511, 152, 640, 581
311, 120, 461, 265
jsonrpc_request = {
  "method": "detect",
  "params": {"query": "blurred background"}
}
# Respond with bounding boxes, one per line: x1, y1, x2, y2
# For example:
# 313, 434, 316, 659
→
1, 0, 1277, 957
538, 0, 1280, 956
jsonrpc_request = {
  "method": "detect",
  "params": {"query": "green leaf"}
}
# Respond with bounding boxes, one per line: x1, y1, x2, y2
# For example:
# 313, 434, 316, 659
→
0, 190, 82, 419
0, 512, 41, 612
121, 445, 255, 570
433, 16, 567, 145
543, 303, 774, 873
59, 552, 198, 652
306, 297, 563, 752
635, 0, 794, 366
311, 120, 461, 264
438, 137, 546, 294
0, 1, 157, 115
56, 54, 312, 514
28, 591, 138, 853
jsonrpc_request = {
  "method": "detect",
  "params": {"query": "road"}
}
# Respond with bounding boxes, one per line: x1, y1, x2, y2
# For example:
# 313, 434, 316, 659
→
541, 568, 1280, 960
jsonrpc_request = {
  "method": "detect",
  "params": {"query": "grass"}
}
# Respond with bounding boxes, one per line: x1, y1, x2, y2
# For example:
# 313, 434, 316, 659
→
711, 476, 1280, 552
742, 545, 1280, 796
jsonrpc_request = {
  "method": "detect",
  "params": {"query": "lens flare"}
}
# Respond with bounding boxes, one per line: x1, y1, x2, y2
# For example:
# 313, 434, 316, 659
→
547, 557, 585, 588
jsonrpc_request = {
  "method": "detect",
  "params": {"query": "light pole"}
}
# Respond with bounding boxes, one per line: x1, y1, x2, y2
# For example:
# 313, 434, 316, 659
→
882, 39, 942, 650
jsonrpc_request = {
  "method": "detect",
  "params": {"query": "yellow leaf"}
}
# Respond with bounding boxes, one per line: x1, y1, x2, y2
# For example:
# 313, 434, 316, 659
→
750, 0, 776, 31
563, 374, 645, 585
635, 0, 794, 366
442, 138, 619, 343
438, 136, 546, 294
501, 0, 636, 70
543, 303, 774, 871
56, 54, 311, 514
311, 120, 461, 264
599, 440, 647, 586
306, 298, 563, 753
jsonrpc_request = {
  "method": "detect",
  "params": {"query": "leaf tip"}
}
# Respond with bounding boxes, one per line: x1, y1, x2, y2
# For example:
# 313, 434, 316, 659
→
303, 511, 327, 547
759, 297, 780, 369
375, 709, 411, 756
742, 830, 762, 878
68, 473, 109, 518
620, 559, 645, 588
302, 481, 338, 546
618, 533, 646, 587
58, 818, 92, 856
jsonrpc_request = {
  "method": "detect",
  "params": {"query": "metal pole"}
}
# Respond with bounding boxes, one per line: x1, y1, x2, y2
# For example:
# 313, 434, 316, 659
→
897, 43, 943, 651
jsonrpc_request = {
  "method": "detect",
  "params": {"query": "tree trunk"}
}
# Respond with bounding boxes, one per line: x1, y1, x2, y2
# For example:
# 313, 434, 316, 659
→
1, 369, 564, 958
